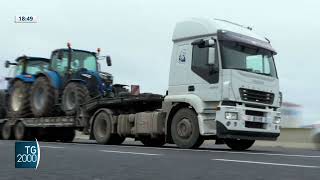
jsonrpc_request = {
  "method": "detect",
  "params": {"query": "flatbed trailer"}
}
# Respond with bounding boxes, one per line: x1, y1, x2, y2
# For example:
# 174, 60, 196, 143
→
0, 93, 164, 142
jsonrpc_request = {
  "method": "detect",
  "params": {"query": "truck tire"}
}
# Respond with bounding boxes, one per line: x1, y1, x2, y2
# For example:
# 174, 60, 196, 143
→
140, 136, 166, 147
8, 81, 31, 117
224, 139, 255, 151
62, 82, 90, 116
30, 76, 56, 117
14, 121, 30, 140
171, 108, 204, 149
93, 111, 113, 144
59, 128, 76, 142
1, 121, 13, 140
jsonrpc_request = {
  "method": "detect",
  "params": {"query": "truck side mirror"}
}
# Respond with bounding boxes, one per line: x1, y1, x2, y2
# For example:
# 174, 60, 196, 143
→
208, 47, 216, 65
5, 60, 10, 68
106, 56, 112, 66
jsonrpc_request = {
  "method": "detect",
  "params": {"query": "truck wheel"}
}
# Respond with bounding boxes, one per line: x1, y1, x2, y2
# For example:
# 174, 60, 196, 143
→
93, 111, 113, 144
0, 90, 7, 119
30, 76, 55, 117
8, 81, 31, 117
140, 136, 165, 147
224, 139, 255, 151
59, 128, 76, 142
171, 108, 204, 149
62, 83, 90, 116
1, 121, 13, 140
14, 121, 30, 140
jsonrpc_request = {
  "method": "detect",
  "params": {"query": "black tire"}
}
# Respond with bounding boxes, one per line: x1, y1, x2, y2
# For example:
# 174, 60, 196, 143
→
224, 139, 255, 151
30, 76, 56, 117
171, 108, 204, 149
62, 83, 90, 116
59, 128, 76, 142
108, 134, 126, 145
14, 121, 30, 140
140, 136, 166, 147
8, 81, 32, 117
93, 111, 113, 144
1, 121, 13, 140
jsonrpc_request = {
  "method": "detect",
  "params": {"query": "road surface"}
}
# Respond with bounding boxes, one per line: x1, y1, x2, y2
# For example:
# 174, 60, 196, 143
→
0, 139, 319, 180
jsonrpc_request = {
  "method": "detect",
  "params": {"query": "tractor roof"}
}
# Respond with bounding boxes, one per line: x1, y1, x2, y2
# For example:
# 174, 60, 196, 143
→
15, 56, 50, 63
52, 48, 96, 55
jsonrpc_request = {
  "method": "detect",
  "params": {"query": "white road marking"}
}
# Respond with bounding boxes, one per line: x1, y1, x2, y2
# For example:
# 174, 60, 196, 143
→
104, 145, 320, 158
40, 145, 65, 149
38, 141, 320, 158
212, 159, 320, 169
100, 150, 162, 156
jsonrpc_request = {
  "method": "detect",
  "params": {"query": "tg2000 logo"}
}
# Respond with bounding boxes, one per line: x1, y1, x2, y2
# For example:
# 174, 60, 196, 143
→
15, 140, 40, 169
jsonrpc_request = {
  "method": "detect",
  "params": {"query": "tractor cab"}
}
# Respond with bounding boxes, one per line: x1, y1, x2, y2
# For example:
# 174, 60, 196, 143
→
5, 56, 50, 80
49, 45, 113, 97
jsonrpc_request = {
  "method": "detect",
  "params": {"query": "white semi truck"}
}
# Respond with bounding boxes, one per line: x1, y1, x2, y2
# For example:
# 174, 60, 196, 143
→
0, 18, 281, 150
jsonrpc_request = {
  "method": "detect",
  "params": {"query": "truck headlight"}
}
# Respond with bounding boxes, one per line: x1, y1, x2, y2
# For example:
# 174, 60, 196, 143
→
225, 112, 238, 120
273, 116, 281, 124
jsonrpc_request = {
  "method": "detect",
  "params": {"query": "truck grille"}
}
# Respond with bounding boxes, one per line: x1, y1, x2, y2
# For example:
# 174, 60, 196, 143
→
239, 88, 274, 105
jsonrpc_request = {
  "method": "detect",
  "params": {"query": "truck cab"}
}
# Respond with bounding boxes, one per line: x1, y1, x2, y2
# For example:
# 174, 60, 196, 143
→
164, 18, 281, 149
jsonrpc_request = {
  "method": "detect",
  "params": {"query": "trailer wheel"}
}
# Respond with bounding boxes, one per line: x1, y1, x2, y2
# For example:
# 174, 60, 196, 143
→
62, 82, 90, 116
171, 108, 204, 149
224, 139, 255, 151
1, 121, 13, 140
59, 128, 76, 142
8, 81, 32, 117
140, 136, 165, 147
93, 111, 113, 144
14, 121, 30, 140
30, 76, 55, 117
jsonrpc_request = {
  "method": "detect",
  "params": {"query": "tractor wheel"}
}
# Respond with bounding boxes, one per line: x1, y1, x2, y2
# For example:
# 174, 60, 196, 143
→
62, 83, 90, 116
30, 76, 56, 117
8, 81, 31, 117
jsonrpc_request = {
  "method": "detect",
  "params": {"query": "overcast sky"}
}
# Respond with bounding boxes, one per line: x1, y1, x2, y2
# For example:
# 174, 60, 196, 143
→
0, 0, 319, 124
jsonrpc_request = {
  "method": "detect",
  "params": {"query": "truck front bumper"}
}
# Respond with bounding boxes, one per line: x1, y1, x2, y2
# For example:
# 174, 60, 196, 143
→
198, 105, 281, 140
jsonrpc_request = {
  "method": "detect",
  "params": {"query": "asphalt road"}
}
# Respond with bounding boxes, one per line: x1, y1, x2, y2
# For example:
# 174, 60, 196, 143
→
0, 139, 319, 180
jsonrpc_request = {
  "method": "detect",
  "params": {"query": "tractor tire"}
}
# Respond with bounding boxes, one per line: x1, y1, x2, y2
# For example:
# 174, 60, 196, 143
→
171, 108, 204, 149
224, 139, 255, 151
62, 82, 90, 116
140, 136, 166, 147
1, 121, 13, 140
8, 81, 32, 117
14, 121, 31, 140
30, 76, 56, 117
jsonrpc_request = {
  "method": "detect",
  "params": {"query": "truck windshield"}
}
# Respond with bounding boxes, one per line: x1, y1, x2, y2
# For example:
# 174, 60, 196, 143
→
51, 50, 97, 75
220, 41, 277, 77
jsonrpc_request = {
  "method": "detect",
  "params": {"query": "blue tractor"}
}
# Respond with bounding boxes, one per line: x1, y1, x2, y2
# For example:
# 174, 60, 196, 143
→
29, 44, 113, 117
4, 56, 50, 118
